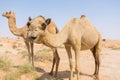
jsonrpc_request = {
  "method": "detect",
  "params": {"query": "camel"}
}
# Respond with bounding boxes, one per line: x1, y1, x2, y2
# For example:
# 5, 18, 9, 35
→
27, 16, 60, 77
2, 11, 34, 65
27, 15, 102, 80
2, 11, 60, 77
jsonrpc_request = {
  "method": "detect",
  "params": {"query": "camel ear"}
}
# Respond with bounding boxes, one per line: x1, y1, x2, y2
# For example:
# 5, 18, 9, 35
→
41, 18, 51, 30
27, 17, 31, 28
27, 22, 30, 27
45, 18, 51, 25
41, 23, 47, 30
29, 17, 32, 21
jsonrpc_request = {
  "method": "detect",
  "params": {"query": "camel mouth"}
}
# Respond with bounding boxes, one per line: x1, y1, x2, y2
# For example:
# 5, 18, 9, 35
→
30, 36, 37, 40
2, 13, 5, 17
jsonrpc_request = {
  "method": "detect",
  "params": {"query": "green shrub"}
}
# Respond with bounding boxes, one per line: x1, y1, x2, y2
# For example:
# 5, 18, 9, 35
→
4, 74, 16, 80
0, 57, 11, 71
18, 63, 35, 74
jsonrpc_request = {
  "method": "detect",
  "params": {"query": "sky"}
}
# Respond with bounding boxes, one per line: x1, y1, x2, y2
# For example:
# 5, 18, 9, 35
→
0, 0, 120, 39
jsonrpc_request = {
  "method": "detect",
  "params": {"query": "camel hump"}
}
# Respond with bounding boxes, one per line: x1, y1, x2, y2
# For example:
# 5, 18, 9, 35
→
80, 15, 86, 18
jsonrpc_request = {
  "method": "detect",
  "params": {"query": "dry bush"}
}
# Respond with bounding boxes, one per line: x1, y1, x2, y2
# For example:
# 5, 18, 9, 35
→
12, 44, 17, 49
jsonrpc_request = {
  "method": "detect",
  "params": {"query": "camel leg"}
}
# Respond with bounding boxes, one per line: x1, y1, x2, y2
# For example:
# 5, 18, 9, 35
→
74, 47, 80, 80
72, 38, 81, 80
49, 48, 60, 77
91, 44, 101, 79
30, 42, 34, 67
25, 41, 31, 63
49, 55, 56, 76
54, 48, 60, 77
92, 48, 100, 79
65, 45, 73, 80
49, 48, 57, 76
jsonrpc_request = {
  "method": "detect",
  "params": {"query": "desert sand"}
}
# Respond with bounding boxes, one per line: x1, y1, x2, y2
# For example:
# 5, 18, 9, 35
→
0, 37, 120, 80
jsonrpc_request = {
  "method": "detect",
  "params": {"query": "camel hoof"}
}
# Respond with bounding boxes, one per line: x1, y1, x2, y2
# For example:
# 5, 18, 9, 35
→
49, 72, 53, 76
93, 74, 99, 80
54, 75, 58, 78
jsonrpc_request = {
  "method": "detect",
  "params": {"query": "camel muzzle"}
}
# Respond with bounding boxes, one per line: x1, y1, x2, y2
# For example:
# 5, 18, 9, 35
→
31, 36, 37, 40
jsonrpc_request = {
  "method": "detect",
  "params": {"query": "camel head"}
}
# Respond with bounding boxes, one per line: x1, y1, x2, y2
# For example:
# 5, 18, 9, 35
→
2, 11, 15, 18
27, 16, 51, 41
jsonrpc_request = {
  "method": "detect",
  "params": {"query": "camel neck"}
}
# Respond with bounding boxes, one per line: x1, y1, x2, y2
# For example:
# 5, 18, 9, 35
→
8, 17, 22, 36
43, 26, 69, 48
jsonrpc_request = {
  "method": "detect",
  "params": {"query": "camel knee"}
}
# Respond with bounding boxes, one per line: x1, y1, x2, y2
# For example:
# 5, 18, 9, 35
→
75, 66, 80, 73
70, 64, 73, 70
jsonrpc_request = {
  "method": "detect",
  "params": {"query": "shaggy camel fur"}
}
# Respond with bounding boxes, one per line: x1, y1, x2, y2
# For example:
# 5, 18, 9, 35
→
27, 15, 102, 80
27, 16, 60, 77
2, 11, 60, 76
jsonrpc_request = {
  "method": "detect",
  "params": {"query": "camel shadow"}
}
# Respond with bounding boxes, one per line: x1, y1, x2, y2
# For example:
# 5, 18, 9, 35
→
35, 67, 97, 80
35, 68, 70, 80
35, 67, 46, 73
80, 72, 98, 80
12, 66, 97, 80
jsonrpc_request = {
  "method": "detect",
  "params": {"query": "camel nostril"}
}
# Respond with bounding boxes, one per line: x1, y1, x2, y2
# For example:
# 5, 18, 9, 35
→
31, 37, 37, 40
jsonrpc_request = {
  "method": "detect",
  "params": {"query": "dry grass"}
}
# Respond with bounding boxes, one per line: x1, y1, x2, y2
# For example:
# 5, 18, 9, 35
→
12, 44, 17, 49
108, 46, 120, 50
18, 63, 35, 74
4, 74, 17, 80
3, 63, 37, 80
0, 44, 3, 47
0, 57, 11, 71
34, 49, 52, 62
18, 50, 28, 57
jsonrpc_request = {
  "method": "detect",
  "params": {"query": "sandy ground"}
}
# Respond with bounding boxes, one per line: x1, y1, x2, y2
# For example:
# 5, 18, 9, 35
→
0, 37, 120, 80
